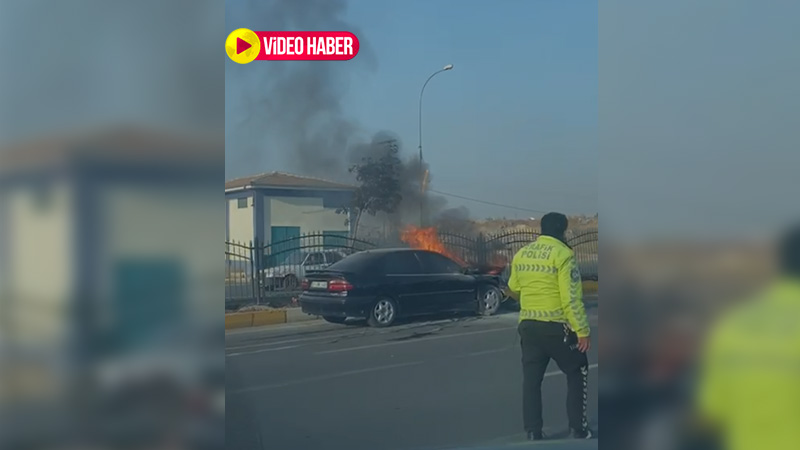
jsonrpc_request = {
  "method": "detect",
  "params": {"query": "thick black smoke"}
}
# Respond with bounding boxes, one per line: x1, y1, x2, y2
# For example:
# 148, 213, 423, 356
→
226, 0, 377, 180
226, 0, 469, 228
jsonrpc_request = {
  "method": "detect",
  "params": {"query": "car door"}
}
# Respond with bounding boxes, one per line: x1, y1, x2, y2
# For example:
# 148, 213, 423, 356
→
381, 251, 432, 316
416, 251, 478, 312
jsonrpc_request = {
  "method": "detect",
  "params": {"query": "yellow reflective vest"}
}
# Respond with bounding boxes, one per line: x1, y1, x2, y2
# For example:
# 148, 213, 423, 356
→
507, 235, 590, 337
697, 279, 800, 450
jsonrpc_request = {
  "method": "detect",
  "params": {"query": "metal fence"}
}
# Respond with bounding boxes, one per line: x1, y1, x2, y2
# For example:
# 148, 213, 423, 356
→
225, 228, 598, 308
436, 229, 598, 283
225, 233, 378, 307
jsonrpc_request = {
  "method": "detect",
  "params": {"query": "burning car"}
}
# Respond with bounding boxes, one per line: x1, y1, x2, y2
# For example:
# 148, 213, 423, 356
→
299, 248, 506, 327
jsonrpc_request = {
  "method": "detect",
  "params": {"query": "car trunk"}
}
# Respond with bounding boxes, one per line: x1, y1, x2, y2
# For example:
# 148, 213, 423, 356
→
303, 269, 357, 293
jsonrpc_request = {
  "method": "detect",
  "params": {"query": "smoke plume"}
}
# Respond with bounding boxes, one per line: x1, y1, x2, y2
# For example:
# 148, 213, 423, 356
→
226, 0, 378, 180
226, 0, 470, 229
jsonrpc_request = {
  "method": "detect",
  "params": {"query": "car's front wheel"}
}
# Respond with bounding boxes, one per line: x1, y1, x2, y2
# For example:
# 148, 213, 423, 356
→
368, 297, 398, 328
479, 285, 503, 316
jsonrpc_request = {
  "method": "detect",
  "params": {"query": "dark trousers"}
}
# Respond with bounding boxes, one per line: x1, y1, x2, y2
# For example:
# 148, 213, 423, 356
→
519, 319, 589, 433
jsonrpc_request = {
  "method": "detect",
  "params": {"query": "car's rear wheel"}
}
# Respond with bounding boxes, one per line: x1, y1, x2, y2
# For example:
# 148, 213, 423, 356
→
368, 297, 398, 328
322, 316, 347, 324
479, 285, 503, 316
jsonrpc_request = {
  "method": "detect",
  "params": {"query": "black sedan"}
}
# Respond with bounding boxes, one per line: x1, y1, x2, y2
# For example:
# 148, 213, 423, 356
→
299, 248, 505, 327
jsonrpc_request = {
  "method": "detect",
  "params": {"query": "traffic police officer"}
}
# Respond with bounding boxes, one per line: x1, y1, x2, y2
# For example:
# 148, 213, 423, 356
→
506, 212, 593, 441
695, 224, 800, 450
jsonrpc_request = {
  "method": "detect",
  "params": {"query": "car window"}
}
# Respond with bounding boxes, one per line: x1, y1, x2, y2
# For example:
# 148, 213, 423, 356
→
305, 252, 325, 266
384, 252, 422, 275
327, 251, 381, 273
279, 252, 303, 265
324, 252, 343, 264
417, 252, 463, 274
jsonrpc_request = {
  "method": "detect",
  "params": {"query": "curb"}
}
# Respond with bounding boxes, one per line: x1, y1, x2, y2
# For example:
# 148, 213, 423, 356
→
224, 280, 598, 330
225, 308, 318, 330
225, 309, 287, 330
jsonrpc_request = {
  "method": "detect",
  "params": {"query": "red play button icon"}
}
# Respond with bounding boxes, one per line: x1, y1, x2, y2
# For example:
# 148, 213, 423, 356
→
236, 37, 252, 54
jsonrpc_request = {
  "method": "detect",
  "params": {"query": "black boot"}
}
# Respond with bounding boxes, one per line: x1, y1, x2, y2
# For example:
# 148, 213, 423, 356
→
570, 427, 594, 439
527, 431, 546, 441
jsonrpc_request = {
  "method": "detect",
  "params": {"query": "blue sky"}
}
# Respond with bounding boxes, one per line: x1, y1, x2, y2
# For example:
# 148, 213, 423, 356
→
600, 0, 800, 238
3, 1, 796, 236
225, 0, 598, 219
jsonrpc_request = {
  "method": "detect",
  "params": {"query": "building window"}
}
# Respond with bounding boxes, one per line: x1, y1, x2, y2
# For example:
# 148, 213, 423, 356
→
112, 259, 184, 349
237, 198, 248, 209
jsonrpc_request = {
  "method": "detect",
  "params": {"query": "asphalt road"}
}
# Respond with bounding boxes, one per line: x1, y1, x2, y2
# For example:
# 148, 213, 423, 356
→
226, 303, 598, 450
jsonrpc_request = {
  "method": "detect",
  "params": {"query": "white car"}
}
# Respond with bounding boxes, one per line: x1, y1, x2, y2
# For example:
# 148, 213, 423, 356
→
261, 250, 347, 290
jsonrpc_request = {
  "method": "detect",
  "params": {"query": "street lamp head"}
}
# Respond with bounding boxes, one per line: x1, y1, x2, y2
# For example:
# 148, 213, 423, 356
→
443, 64, 453, 71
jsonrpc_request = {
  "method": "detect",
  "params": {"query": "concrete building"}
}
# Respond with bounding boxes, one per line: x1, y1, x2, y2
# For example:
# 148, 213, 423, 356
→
224, 172, 355, 247
0, 127, 222, 357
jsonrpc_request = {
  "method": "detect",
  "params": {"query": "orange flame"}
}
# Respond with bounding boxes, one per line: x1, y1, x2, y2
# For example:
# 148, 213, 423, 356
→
400, 226, 465, 266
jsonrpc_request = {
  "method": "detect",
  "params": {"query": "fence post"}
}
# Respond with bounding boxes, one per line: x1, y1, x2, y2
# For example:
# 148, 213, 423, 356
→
476, 233, 487, 267
252, 238, 261, 305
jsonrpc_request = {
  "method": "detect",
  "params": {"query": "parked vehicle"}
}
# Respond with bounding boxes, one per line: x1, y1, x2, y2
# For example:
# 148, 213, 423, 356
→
261, 250, 347, 290
299, 248, 505, 327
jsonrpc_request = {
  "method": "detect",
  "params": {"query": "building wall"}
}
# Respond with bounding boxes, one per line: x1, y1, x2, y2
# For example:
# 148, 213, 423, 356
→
100, 184, 222, 326
227, 195, 254, 244
4, 181, 74, 345
0, 189, 7, 298
268, 195, 349, 235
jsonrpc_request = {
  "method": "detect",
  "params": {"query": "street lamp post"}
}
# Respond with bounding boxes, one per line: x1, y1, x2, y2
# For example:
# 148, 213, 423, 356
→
418, 63, 453, 227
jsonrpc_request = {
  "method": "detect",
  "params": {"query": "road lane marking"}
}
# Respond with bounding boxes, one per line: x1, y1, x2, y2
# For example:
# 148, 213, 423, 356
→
227, 319, 505, 352
226, 345, 301, 357
226, 319, 472, 351
229, 361, 425, 394
226, 333, 361, 351
314, 326, 514, 355
544, 363, 598, 378
456, 347, 515, 358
